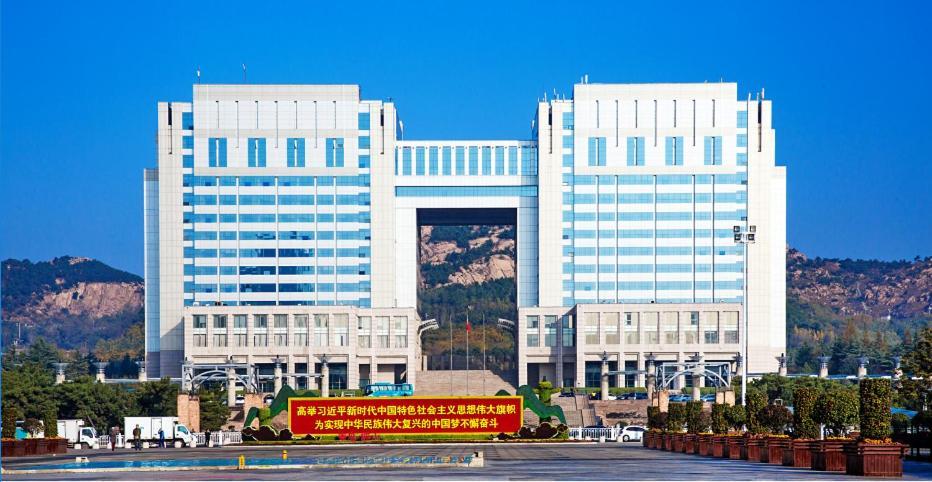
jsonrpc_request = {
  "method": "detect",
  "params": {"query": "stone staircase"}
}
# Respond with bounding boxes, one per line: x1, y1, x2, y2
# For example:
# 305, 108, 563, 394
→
523, 394, 599, 427
414, 370, 516, 396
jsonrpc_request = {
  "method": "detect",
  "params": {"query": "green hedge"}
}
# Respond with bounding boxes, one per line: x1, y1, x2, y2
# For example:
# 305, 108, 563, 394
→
711, 403, 728, 434
814, 387, 858, 437
685, 401, 704, 434
746, 390, 767, 435
667, 403, 686, 433
859, 378, 892, 440
793, 387, 820, 439
647, 406, 660, 430
726, 404, 746, 432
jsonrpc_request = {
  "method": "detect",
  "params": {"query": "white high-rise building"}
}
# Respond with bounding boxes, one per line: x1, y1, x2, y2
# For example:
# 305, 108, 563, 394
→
146, 81, 785, 393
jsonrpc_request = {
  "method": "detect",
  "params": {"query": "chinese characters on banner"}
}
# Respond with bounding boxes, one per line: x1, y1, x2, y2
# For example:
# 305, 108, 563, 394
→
289, 396, 523, 435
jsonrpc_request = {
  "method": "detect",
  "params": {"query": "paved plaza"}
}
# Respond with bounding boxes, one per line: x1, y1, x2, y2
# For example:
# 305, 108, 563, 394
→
3, 442, 931, 480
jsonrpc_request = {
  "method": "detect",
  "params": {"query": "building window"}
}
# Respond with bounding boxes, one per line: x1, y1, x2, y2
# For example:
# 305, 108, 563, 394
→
704, 136, 723, 165
543, 315, 557, 347
287, 138, 306, 167
326, 138, 345, 167
662, 312, 678, 344
626, 137, 645, 166
604, 313, 620, 344
357, 316, 371, 348
275, 332, 288, 346
247, 138, 267, 167
334, 314, 349, 347
194, 334, 207, 347
624, 312, 639, 344
233, 315, 247, 329
526, 316, 539, 347
193, 315, 207, 329
562, 315, 575, 347
314, 314, 329, 346
235, 334, 248, 347
375, 316, 390, 348
665, 136, 684, 166
274, 314, 288, 329
584, 313, 599, 345
703, 312, 720, 344
723, 311, 739, 344
393, 316, 408, 348
358, 112, 370, 130
685, 311, 699, 344
208, 137, 228, 167
213, 315, 227, 330
213, 333, 227, 347
588, 137, 606, 166
644, 312, 659, 344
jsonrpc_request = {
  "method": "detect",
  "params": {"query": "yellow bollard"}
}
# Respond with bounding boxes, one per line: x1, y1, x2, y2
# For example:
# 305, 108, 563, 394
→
238, 455, 245, 469
282, 449, 288, 461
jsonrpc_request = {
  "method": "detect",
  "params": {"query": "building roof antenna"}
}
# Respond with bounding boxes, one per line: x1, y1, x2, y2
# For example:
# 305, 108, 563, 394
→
196, 66, 201, 84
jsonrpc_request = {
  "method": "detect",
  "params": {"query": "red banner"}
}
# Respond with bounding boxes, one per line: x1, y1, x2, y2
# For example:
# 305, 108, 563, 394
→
289, 396, 523, 436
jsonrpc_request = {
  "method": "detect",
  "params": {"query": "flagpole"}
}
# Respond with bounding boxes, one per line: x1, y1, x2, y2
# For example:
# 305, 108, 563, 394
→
449, 314, 453, 396
483, 314, 487, 395
466, 311, 470, 396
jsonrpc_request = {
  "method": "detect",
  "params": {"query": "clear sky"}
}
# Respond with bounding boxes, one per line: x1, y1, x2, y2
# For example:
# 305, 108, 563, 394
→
2, 0, 930, 275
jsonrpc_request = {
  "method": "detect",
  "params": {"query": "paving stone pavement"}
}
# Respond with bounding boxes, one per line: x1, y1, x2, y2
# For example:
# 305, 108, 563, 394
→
3, 442, 931, 480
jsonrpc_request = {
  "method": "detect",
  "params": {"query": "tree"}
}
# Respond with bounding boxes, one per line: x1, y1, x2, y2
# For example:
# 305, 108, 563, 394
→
815, 387, 859, 437
685, 401, 704, 434
900, 327, 932, 410
746, 389, 767, 435
726, 404, 746, 432
667, 403, 686, 433
711, 403, 729, 434
859, 378, 892, 440
2, 406, 19, 438
43, 408, 58, 438
54, 377, 136, 431
758, 405, 792, 435
135, 378, 178, 416
1, 362, 57, 420
793, 387, 820, 439
198, 388, 230, 432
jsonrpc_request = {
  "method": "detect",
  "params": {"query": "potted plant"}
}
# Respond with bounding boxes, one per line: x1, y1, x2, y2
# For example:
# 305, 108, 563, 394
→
684, 401, 703, 454
726, 404, 747, 460
654, 411, 669, 450
2, 407, 18, 457
710, 403, 730, 457
844, 379, 907, 477
784, 387, 820, 468
759, 404, 792, 464
23, 418, 42, 455
667, 403, 687, 452
812, 387, 858, 472
744, 391, 768, 462
696, 411, 713, 456
646, 406, 659, 448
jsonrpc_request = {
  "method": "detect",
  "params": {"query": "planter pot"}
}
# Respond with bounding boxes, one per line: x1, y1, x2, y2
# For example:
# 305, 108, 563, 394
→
684, 434, 697, 454
23, 438, 38, 456
673, 434, 685, 453
664, 434, 673, 451
843, 442, 907, 477
698, 434, 713, 456
711, 436, 730, 458
55, 438, 69, 453
812, 439, 852, 472
2, 440, 15, 457
766, 437, 790, 465
783, 439, 817, 468
746, 437, 768, 462
728, 437, 746, 460
36, 438, 49, 455
643, 432, 651, 448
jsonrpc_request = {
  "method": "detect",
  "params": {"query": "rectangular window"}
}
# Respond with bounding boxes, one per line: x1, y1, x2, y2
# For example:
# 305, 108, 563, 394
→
182, 112, 194, 130
684, 311, 699, 344
468, 146, 479, 175
703, 312, 720, 344
662, 312, 678, 344
415, 147, 426, 175
287, 138, 306, 167
233, 315, 247, 329
704, 136, 723, 165
626, 137, 645, 166
212, 332, 227, 347
326, 138, 345, 167
737, 111, 748, 128
235, 333, 248, 347
604, 312, 620, 344
428, 146, 439, 175
588, 137, 607, 166
193, 315, 207, 329
455, 146, 465, 175
375, 316, 390, 348
584, 312, 599, 345
358, 112, 370, 130
665, 136, 684, 166
402, 147, 412, 175
274, 314, 288, 329
562, 315, 575, 347
314, 314, 329, 346
208, 138, 228, 167
194, 334, 207, 347
723, 311, 739, 344
357, 316, 371, 348
494, 146, 505, 175
213, 315, 227, 330
737, 134, 747, 147
481, 147, 492, 175
526, 316, 539, 347
393, 316, 408, 348
624, 312, 639, 344
644, 312, 659, 344
442, 147, 452, 175
543, 315, 557, 347
247, 138, 267, 167
253, 332, 268, 347
334, 314, 349, 347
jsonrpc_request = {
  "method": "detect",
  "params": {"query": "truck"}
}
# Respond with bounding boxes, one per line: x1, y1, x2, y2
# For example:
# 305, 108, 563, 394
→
56, 419, 99, 448
123, 417, 193, 446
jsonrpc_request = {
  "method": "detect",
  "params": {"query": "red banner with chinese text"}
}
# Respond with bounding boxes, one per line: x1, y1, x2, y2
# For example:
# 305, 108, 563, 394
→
288, 396, 523, 435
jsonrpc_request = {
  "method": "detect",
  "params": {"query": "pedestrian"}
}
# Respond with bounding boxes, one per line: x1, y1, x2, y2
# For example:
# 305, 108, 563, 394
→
205, 429, 211, 447
110, 426, 120, 451
133, 424, 142, 451
158, 428, 165, 448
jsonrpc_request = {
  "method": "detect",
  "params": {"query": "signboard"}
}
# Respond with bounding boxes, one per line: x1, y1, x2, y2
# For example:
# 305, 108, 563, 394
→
289, 396, 523, 436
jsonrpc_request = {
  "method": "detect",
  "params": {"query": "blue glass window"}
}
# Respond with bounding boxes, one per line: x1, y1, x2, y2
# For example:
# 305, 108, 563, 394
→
280, 266, 313, 275
468, 147, 479, 175
238, 195, 275, 205
495, 147, 505, 175
248, 138, 267, 167
240, 231, 276, 241
287, 138, 306, 167
664, 136, 684, 166
588, 137, 607, 166
415, 147, 425, 175
737, 134, 747, 148
626, 137, 645, 166
278, 195, 314, 205
481, 147, 492, 175
402, 147, 412, 175
182, 112, 194, 130
359, 155, 370, 168
326, 138, 345, 167
737, 111, 748, 128
441, 147, 452, 175
429, 146, 439, 175
359, 136, 370, 149
562, 112, 574, 129
182, 136, 194, 149
279, 213, 313, 223
704, 136, 723, 165
508, 146, 518, 175
182, 154, 194, 168
455, 146, 466, 175
278, 248, 314, 257
358, 112, 370, 130
208, 138, 227, 167
280, 231, 314, 240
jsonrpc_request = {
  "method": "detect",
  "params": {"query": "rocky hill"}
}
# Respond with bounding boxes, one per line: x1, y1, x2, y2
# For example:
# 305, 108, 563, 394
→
1, 257, 144, 356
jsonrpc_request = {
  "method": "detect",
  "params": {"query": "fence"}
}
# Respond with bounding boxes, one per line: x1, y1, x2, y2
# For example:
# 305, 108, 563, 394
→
568, 427, 621, 441
95, 432, 242, 448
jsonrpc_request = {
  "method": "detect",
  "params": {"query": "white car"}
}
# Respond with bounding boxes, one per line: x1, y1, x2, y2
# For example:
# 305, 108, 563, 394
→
619, 425, 646, 442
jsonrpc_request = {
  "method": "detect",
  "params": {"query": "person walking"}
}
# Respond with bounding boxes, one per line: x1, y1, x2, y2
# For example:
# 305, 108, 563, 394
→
110, 426, 120, 451
132, 424, 142, 451
158, 428, 165, 448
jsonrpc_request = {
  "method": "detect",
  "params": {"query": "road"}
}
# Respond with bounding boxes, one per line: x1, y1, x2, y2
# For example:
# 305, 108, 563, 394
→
3, 442, 931, 480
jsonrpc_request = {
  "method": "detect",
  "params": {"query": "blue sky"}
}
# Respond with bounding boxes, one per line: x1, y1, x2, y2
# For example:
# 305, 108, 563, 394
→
2, 0, 931, 274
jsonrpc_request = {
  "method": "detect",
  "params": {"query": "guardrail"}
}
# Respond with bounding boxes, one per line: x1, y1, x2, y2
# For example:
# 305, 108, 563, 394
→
568, 427, 621, 441
193, 431, 243, 446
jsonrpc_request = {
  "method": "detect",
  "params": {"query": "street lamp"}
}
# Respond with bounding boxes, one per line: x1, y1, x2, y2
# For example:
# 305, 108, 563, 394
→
733, 224, 755, 406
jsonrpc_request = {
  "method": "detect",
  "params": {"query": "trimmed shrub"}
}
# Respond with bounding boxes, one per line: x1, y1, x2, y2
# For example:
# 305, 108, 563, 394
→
814, 388, 858, 437
278, 428, 293, 441
647, 406, 660, 430
726, 404, 746, 432
23, 418, 43, 437
2, 407, 18, 438
43, 409, 58, 438
759, 404, 792, 435
685, 401, 704, 434
746, 390, 767, 435
711, 403, 728, 434
667, 403, 686, 433
792, 387, 820, 439
255, 425, 278, 441
859, 378, 892, 440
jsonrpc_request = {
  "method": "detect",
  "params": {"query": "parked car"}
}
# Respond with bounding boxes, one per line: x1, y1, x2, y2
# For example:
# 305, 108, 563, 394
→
700, 394, 716, 402
669, 394, 693, 402
233, 395, 245, 406
620, 425, 646, 442
559, 388, 576, 397
632, 392, 648, 400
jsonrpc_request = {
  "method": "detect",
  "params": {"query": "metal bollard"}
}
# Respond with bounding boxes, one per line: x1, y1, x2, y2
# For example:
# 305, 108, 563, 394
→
238, 455, 246, 469
282, 449, 288, 461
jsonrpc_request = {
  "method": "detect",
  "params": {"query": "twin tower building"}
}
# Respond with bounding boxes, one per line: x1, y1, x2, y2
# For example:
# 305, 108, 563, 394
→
145, 81, 786, 393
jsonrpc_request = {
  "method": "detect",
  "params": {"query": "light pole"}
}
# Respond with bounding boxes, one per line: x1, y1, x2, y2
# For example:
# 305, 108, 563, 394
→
733, 224, 756, 406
